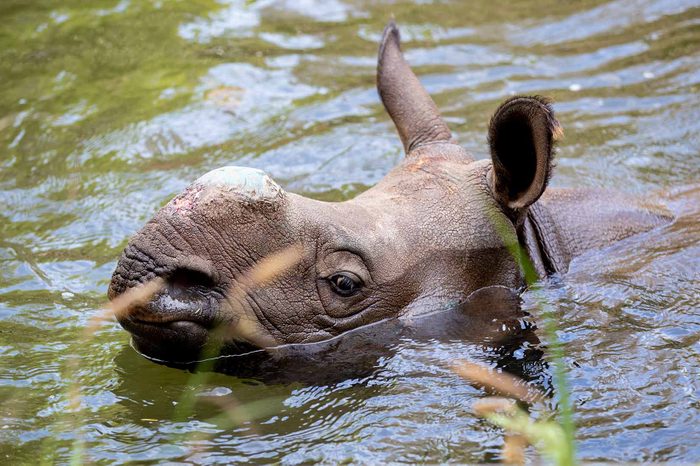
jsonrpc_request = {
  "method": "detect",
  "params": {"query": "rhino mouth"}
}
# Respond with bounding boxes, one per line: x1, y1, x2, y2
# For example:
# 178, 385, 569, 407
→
115, 267, 223, 363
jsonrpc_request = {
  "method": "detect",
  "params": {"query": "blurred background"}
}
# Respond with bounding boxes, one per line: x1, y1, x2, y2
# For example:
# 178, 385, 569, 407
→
1, 0, 699, 463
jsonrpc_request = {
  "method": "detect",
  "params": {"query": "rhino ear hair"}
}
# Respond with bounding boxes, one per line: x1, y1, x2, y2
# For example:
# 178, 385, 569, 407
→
488, 96, 562, 212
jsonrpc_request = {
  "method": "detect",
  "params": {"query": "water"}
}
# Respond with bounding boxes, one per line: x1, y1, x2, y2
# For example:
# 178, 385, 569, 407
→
1, 0, 699, 463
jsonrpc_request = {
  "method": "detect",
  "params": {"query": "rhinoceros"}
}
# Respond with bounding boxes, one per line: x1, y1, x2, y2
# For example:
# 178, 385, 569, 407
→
108, 22, 671, 364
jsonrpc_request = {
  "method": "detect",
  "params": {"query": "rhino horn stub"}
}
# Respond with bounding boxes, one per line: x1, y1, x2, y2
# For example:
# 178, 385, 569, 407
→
166, 166, 285, 216
193, 166, 284, 200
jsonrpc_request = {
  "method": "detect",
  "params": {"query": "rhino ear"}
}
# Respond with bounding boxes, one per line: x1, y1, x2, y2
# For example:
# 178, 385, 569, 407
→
377, 21, 453, 153
488, 96, 562, 212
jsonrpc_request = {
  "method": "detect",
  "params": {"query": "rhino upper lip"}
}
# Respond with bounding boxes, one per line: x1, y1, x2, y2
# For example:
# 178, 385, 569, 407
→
122, 305, 211, 330
130, 315, 205, 326
119, 286, 218, 331
126, 300, 215, 329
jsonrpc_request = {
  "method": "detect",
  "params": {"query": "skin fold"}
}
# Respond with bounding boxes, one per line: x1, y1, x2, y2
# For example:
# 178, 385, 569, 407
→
108, 21, 672, 364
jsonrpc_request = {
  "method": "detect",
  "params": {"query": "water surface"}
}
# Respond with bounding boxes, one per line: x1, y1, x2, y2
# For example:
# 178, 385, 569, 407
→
1, 0, 699, 463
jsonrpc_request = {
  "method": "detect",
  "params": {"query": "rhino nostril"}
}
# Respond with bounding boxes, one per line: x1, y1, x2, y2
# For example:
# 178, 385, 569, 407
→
168, 267, 216, 295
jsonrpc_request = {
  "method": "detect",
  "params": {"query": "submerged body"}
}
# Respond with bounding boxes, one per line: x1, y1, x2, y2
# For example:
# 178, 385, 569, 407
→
108, 22, 672, 364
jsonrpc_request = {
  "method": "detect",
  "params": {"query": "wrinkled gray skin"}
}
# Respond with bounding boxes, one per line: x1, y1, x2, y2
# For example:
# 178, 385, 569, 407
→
209, 286, 541, 384
108, 22, 671, 363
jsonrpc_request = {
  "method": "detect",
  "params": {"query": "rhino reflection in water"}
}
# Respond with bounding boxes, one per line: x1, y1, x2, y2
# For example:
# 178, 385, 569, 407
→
108, 22, 672, 367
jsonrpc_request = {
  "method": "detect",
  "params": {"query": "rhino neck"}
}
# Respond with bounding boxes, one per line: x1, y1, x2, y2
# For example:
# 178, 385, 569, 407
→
520, 188, 674, 278
520, 201, 573, 277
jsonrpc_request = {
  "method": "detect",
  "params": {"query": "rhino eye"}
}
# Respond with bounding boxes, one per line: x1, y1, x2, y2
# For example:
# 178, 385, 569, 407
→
328, 272, 362, 297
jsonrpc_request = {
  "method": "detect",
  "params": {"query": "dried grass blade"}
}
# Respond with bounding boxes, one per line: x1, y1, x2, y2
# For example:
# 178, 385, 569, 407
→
452, 360, 544, 404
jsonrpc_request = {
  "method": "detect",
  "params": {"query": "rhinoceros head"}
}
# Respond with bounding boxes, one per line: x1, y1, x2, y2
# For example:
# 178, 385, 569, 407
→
108, 22, 560, 363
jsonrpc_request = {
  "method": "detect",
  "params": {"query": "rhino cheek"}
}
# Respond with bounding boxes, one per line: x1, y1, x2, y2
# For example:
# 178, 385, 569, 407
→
239, 283, 335, 346
215, 294, 279, 349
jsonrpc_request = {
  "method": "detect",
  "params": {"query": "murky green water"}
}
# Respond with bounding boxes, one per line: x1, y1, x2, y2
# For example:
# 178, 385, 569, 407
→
1, 0, 699, 463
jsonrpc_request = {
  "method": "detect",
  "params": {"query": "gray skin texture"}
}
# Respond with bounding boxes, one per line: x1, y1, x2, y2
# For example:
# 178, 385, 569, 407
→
108, 22, 671, 363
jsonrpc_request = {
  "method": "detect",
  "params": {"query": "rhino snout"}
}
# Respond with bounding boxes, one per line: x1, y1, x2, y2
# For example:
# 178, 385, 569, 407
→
109, 242, 227, 363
